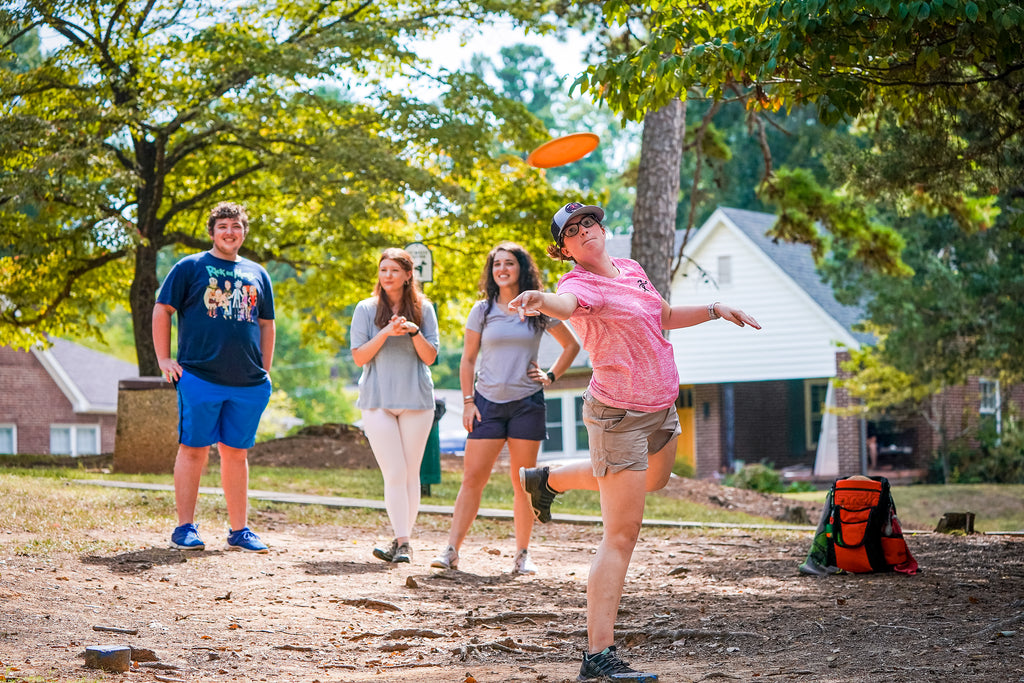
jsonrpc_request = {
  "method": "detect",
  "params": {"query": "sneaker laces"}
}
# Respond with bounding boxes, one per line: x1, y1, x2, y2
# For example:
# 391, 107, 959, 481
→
432, 545, 458, 569
232, 527, 259, 543
586, 647, 636, 675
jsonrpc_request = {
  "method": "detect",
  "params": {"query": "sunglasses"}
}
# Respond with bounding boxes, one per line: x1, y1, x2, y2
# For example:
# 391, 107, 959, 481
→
562, 215, 599, 239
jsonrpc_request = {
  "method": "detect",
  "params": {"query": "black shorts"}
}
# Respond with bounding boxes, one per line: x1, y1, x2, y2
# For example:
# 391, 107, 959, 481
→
467, 390, 547, 441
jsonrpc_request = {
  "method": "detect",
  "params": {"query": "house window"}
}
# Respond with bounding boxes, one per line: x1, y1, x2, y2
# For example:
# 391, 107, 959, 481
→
0, 425, 15, 455
804, 380, 830, 451
718, 255, 732, 286
542, 398, 563, 453
979, 378, 1001, 435
574, 396, 589, 451
50, 425, 100, 456
979, 379, 999, 414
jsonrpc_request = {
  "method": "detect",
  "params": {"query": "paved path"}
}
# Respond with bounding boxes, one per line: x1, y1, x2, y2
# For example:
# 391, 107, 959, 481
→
77, 479, 817, 532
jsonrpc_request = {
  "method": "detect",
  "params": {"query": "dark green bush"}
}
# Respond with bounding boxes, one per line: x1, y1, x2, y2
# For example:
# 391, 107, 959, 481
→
724, 462, 817, 493
939, 414, 1024, 484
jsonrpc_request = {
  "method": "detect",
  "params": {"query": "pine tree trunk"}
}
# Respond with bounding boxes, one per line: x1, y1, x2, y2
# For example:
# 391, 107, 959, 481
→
632, 98, 686, 302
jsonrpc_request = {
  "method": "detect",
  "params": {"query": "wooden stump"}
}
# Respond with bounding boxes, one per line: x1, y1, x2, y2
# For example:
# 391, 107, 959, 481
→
935, 511, 975, 534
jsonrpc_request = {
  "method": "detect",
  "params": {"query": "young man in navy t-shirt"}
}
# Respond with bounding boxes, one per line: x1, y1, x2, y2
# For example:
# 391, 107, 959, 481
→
153, 201, 276, 553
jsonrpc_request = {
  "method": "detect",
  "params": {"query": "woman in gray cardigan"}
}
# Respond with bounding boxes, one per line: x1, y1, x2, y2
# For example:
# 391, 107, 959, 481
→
351, 248, 439, 563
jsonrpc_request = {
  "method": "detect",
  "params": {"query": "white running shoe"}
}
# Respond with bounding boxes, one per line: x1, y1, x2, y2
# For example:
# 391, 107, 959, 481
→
430, 544, 459, 570
512, 548, 537, 575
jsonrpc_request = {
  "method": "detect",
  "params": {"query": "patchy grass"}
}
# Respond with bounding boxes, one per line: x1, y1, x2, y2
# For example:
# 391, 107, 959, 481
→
1, 465, 773, 559
4, 466, 1022, 560
783, 484, 1024, 532
20, 464, 774, 524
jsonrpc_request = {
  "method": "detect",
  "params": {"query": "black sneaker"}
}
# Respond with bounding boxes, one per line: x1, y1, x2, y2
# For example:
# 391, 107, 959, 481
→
519, 466, 558, 523
577, 646, 658, 681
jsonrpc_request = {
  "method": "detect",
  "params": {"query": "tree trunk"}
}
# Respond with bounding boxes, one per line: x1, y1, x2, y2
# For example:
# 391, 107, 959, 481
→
632, 98, 686, 302
130, 241, 160, 376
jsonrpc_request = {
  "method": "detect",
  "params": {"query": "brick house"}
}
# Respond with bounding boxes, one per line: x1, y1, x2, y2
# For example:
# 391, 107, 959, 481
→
905, 378, 1024, 470
0, 339, 138, 455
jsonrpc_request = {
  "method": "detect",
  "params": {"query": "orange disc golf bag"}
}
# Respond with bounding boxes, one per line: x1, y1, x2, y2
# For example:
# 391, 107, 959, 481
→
826, 476, 917, 574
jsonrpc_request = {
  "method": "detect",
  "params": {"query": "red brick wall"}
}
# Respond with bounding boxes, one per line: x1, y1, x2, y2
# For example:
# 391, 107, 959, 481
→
733, 380, 794, 467
911, 379, 1024, 468
694, 384, 722, 479
833, 351, 864, 476
0, 346, 116, 454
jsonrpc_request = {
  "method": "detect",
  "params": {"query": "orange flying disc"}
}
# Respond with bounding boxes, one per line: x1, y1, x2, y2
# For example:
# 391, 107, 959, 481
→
526, 132, 600, 168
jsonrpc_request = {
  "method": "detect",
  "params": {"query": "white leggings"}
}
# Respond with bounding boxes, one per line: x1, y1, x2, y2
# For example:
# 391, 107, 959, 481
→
360, 408, 434, 540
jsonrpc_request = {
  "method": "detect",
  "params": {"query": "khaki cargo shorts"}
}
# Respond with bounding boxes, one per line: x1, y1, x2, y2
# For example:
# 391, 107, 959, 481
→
582, 390, 681, 477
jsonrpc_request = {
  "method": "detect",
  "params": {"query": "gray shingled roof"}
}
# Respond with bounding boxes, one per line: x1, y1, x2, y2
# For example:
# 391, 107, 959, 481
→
47, 338, 138, 411
718, 207, 874, 345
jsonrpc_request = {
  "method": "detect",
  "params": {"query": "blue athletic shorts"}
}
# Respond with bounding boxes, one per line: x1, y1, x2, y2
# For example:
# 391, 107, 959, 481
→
467, 390, 547, 441
176, 370, 272, 449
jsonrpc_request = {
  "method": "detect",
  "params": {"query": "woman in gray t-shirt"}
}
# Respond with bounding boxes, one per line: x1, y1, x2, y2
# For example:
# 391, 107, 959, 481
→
431, 242, 579, 574
351, 248, 439, 564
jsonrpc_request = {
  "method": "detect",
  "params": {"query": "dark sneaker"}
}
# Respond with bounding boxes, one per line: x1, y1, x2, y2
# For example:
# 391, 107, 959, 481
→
392, 542, 412, 563
224, 526, 269, 553
431, 545, 459, 570
373, 539, 399, 562
170, 523, 205, 550
519, 466, 558, 523
577, 646, 658, 681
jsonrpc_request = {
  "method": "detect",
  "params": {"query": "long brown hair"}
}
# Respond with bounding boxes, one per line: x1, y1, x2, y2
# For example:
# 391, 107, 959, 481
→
373, 247, 426, 328
479, 242, 546, 332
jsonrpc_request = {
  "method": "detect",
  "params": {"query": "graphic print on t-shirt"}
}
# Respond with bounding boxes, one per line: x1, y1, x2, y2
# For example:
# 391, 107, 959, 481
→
203, 264, 261, 323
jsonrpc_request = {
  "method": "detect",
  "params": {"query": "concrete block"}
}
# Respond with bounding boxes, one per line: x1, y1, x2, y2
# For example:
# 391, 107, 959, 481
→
84, 644, 131, 672
113, 377, 179, 474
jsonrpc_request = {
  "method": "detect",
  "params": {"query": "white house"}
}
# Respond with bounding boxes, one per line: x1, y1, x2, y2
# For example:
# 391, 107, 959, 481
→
537, 206, 875, 478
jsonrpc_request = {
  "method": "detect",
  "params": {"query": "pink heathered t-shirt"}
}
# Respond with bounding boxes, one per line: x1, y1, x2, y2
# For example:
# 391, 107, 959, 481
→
557, 258, 679, 412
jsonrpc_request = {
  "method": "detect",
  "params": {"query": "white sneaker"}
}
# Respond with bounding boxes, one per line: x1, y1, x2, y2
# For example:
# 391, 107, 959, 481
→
512, 548, 537, 575
430, 544, 459, 570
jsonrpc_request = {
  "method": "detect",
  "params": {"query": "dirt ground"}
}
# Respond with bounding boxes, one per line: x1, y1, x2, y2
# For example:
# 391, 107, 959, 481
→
2, 436, 1023, 682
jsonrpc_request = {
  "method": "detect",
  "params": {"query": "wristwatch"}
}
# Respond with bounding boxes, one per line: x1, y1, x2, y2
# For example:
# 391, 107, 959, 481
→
546, 371, 556, 383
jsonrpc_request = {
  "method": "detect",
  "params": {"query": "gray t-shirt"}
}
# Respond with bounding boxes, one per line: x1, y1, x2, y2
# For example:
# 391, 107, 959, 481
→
350, 297, 438, 410
467, 300, 561, 404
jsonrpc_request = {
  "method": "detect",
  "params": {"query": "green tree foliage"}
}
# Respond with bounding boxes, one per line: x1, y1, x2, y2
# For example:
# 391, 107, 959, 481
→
468, 42, 639, 229
835, 202, 1024, 475
0, 20, 41, 72
579, 0, 1024, 272
0, 1, 563, 374
836, 205, 1024, 389
270, 307, 359, 426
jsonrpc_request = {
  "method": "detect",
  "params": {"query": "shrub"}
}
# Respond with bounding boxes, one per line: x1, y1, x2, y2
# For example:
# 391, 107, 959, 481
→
940, 413, 1024, 484
724, 462, 817, 494
726, 463, 782, 493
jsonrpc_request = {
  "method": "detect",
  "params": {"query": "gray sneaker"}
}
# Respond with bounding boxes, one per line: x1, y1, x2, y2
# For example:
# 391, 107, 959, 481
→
392, 542, 412, 564
372, 539, 399, 562
431, 544, 459, 570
